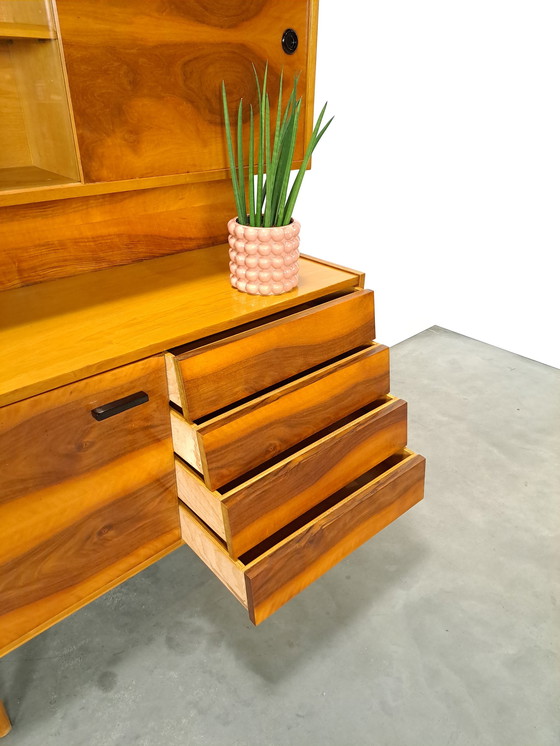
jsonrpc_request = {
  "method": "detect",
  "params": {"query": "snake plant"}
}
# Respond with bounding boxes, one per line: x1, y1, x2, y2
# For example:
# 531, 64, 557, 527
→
222, 65, 333, 227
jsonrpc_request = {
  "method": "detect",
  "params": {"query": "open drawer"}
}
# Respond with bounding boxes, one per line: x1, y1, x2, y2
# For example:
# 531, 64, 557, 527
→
166, 289, 375, 421
171, 343, 391, 490
176, 395, 408, 558
180, 449, 426, 625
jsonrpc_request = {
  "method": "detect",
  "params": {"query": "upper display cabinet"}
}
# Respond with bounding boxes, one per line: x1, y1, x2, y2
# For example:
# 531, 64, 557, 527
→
0, 0, 81, 191
57, 0, 315, 183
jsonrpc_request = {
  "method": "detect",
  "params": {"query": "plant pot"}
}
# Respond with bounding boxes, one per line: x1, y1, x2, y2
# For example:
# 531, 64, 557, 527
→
227, 218, 300, 296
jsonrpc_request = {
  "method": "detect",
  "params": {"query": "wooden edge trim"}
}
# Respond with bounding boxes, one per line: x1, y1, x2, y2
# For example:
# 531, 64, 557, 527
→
299, 253, 366, 288
169, 408, 203, 472
0, 161, 305, 208
178, 505, 247, 608
49, 0, 84, 181
175, 459, 226, 540
304, 0, 319, 166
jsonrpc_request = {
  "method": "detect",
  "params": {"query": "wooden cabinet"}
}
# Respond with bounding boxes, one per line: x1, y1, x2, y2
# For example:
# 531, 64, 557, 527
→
0, 2, 426, 734
0, 356, 180, 657
0, 0, 80, 191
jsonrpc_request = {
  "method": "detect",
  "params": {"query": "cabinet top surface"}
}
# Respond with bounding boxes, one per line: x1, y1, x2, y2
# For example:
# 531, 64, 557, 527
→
0, 246, 362, 407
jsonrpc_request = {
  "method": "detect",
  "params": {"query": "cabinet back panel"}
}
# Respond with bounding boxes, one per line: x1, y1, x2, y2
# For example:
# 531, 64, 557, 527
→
57, 0, 313, 182
0, 179, 236, 290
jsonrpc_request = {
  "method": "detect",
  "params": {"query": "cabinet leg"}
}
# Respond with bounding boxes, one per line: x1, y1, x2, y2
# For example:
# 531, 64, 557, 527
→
0, 701, 11, 738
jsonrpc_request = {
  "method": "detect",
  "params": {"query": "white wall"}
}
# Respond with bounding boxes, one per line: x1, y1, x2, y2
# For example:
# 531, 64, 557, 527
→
298, 1, 560, 368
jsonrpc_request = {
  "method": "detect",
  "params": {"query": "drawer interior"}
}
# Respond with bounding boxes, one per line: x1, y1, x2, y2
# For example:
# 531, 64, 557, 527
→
180, 448, 426, 624
176, 394, 409, 558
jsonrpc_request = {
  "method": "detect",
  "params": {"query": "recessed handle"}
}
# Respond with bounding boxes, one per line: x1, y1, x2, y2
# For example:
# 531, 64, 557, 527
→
91, 391, 149, 421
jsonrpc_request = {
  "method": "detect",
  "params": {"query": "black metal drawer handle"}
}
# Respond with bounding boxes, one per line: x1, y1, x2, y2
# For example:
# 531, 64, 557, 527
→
91, 391, 149, 421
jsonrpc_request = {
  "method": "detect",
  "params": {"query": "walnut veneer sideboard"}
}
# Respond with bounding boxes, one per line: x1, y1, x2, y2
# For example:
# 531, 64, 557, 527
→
0, 0, 425, 736
0, 246, 425, 712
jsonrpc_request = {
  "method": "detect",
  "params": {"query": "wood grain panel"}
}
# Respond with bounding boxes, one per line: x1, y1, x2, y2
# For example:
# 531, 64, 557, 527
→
57, 0, 314, 182
174, 344, 390, 490
0, 179, 235, 290
179, 450, 426, 625
0, 356, 180, 657
176, 396, 408, 559
171, 289, 376, 421
0, 248, 362, 407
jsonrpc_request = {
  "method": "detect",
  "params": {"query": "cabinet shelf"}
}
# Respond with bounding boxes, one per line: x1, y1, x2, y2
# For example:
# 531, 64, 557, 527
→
0, 165, 77, 191
0, 21, 55, 39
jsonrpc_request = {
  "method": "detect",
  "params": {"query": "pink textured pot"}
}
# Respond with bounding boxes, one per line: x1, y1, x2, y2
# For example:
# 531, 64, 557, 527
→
227, 218, 300, 295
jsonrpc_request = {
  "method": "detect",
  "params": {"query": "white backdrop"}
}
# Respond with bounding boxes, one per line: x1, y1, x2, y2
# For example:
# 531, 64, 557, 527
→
297, 1, 559, 368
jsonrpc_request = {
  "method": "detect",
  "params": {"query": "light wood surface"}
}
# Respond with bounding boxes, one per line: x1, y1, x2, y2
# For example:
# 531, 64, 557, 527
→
0, 1, 79, 192
57, 0, 315, 183
0, 21, 55, 39
0, 178, 235, 289
176, 396, 408, 559
0, 356, 180, 657
179, 505, 247, 607
0, 247, 361, 408
172, 344, 391, 490
179, 450, 426, 624
0, 41, 31, 169
170, 289, 375, 421
0, 165, 76, 189
0, 700, 10, 738
0, 0, 51, 26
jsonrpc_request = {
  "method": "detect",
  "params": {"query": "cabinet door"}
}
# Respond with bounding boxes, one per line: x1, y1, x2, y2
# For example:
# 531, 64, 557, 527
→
56, 0, 315, 182
0, 356, 180, 657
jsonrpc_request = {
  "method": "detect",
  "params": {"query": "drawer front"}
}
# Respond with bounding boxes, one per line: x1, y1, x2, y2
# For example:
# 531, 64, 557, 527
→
173, 343, 390, 490
179, 450, 426, 625
167, 289, 375, 421
176, 396, 408, 559
0, 357, 180, 657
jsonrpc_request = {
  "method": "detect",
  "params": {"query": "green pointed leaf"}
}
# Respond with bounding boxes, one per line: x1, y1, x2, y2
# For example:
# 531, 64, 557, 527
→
237, 98, 247, 224
222, 81, 245, 223
248, 104, 255, 226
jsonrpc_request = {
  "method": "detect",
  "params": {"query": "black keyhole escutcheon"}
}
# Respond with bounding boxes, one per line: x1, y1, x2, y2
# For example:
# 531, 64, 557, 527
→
282, 28, 298, 55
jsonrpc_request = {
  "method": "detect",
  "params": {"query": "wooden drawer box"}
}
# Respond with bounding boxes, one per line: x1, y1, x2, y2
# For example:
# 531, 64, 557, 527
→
180, 449, 426, 625
171, 343, 391, 490
166, 289, 375, 421
176, 395, 408, 559
0, 357, 180, 657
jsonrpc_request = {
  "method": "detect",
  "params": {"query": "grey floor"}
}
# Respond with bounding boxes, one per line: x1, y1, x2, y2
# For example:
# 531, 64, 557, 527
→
2, 326, 559, 746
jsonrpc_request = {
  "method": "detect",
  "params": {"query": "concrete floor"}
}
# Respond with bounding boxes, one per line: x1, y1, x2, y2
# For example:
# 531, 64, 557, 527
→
2, 326, 559, 746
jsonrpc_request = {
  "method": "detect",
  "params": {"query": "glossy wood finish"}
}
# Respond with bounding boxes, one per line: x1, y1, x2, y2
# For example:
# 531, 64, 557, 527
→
0, 701, 10, 738
0, 356, 180, 657
177, 396, 408, 558
0, 179, 235, 290
57, 0, 315, 183
0, 247, 361, 408
179, 449, 426, 624
172, 344, 390, 490
169, 289, 375, 421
